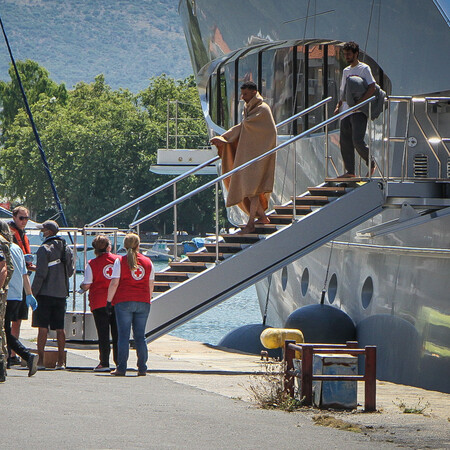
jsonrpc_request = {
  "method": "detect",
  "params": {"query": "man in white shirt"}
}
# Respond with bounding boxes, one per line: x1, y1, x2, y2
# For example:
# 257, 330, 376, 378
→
334, 41, 376, 178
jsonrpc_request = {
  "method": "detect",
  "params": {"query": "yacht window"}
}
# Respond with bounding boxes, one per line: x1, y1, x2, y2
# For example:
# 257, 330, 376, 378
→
238, 52, 259, 122
218, 63, 235, 129
301, 267, 309, 297
281, 266, 288, 291
361, 276, 374, 309
208, 73, 218, 125
261, 46, 294, 134
327, 273, 338, 304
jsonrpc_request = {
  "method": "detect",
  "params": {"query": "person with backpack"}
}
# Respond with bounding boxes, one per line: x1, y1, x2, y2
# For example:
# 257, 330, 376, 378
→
32, 220, 74, 370
334, 41, 377, 178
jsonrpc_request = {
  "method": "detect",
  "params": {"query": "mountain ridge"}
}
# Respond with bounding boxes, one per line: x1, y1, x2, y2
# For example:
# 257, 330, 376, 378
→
0, 0, 192, 92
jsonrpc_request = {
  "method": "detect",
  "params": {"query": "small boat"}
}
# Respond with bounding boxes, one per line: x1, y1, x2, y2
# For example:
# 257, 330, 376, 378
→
142, 240, 172, 261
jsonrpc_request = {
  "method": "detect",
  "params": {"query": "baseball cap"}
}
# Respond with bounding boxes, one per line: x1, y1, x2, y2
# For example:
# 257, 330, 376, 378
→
36, 220, 59, 234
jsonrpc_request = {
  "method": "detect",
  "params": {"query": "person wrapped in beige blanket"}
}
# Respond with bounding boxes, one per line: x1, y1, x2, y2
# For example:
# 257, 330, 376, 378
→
211, 81, 277, 234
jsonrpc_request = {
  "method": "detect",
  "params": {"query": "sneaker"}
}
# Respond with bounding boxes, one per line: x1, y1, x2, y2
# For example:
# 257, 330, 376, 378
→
27, 354, 38, 377
55, 363, 65, 370
8, 355, 21, 366
110, 369, 126, 376
93, 364, 111, 372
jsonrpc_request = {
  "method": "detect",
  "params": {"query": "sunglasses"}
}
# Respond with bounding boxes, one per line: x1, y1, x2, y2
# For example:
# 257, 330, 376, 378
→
18, 216, 29, 220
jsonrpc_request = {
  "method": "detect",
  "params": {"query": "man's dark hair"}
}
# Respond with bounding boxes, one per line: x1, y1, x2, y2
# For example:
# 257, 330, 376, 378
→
343, 41, 359, 55
240, 81, 257, 91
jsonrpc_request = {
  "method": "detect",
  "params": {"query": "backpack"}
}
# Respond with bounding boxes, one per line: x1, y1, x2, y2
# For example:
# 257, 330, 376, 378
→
345, 75, 386, 120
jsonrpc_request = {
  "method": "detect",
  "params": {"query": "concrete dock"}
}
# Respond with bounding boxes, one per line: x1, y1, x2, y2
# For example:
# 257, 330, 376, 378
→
1, 320, 449, 449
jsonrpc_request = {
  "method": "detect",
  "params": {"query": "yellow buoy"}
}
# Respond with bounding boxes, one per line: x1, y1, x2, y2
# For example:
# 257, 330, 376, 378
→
260, 328, 304, 349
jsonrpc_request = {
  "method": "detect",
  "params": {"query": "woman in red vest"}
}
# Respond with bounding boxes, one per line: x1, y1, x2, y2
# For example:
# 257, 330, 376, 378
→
80, 235, 119, 372
106, 233, 154, 376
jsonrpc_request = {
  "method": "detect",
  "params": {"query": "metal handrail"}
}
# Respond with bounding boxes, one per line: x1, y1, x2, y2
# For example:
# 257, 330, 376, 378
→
276, 97, 332, 128
130, 96, 375, 227
385, 96, 450, 180
87, 155, 220, 226
89, 97, 333, 227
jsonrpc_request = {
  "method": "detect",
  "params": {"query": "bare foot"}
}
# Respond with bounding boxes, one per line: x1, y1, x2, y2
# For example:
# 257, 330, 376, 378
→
238, 224, 256, 234
255, 216, 270, 224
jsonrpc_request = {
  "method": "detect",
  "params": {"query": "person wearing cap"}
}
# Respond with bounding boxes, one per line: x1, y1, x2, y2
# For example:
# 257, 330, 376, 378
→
8, 206, 36, 366
79, 235, 119, 372
32, 220, 74, 370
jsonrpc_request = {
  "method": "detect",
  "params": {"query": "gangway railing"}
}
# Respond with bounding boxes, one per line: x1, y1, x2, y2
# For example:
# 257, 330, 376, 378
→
385, 96, 450, 180
128, 96, 376, 262
88, 96, 334, 258
130, 97, 375, 226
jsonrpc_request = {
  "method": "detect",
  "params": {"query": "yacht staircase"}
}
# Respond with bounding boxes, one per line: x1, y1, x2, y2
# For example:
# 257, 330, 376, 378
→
146, 178, 385, 342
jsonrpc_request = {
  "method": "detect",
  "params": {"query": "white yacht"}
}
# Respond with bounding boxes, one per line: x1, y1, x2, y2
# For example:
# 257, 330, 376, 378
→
74, 1, 449, 394
169, 0, 450, 393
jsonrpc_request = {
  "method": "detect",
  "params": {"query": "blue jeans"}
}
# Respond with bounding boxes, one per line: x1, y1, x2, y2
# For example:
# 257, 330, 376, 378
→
114, 301, 150, 373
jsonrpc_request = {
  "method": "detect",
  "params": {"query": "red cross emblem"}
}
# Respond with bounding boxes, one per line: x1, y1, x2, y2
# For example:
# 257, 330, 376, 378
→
103, 264, 114, 279
132, 265, 145, 280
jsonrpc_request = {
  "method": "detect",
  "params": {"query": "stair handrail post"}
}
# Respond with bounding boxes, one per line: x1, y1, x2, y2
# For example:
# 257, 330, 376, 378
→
325, 101, 329, 179
381, 99, 387, 180
175, 100, 179, 150
166, 98, 170, 150
386, 98, 391, 179
215, 181, 220, 264
292, 127, 297, 223
368, 101, 372, 179
173, 183, 178, 261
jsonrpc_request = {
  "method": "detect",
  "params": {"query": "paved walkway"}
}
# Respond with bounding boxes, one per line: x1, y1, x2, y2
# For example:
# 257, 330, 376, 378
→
1, 322, 449, 449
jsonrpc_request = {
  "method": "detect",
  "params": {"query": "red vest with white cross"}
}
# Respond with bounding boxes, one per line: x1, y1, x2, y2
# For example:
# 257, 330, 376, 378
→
88, 252, 120, 311
112, 253, 152, 305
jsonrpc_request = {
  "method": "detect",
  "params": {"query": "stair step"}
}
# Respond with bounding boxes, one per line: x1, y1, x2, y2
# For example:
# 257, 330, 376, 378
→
291, 195, 330, 205
236, 223, 280, 234
205, 242, 243, 253
153, 281, 178, 292
222, 233, 262, 244
324, 176, 363, 182
308, 186, 350, 196
186, 252, 225, 262
267, 214, 293, 224
274, 205, 313, 215
155, 272, 190, 282
169, 261, 208, 273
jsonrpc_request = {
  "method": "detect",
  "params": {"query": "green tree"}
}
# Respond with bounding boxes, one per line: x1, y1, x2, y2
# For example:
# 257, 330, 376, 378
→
0, 63, 225, 234
0, 59, 67, 138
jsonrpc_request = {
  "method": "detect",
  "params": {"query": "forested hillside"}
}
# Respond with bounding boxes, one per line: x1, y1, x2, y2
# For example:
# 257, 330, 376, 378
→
0, 0, 192, 92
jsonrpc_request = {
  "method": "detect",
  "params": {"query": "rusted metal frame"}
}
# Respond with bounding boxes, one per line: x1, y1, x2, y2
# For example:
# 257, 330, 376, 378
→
283, 341, 377, 412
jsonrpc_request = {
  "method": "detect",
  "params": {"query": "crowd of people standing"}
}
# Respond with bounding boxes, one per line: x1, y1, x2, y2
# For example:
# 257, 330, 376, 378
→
0, 206, 154, 382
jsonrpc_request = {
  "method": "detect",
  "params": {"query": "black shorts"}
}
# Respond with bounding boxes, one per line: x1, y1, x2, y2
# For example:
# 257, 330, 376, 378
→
32, 295, 67, 330
16, 291, 29, 320
6, 300, 23, 322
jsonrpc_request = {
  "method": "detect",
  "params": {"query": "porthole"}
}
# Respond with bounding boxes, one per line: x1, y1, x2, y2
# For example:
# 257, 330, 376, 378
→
301, 267, 309, 297
361, 276, 374, 309
281, 266, 288, 291
327, 273, 338, 304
